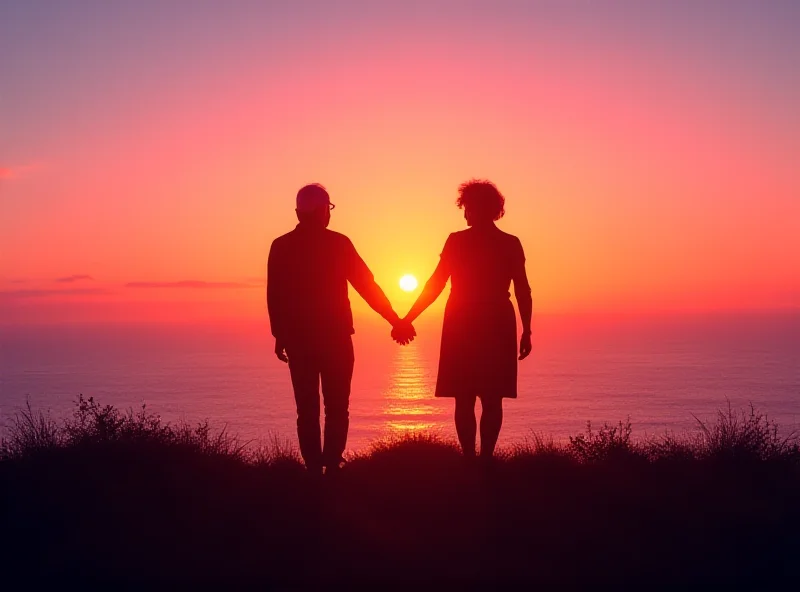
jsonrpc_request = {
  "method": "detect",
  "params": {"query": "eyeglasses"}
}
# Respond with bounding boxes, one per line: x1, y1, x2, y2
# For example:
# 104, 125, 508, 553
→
328, 203, 336, 210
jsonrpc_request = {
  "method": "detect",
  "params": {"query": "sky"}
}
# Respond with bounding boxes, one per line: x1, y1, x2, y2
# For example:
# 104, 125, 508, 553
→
1, 0, 798, 325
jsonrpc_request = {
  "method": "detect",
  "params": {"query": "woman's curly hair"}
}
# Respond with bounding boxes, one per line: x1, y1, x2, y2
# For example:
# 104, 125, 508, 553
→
456, 179, 505, 221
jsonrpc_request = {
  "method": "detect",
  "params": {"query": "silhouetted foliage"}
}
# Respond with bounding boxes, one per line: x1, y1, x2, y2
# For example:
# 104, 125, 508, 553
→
568, 417, 640, 463
1, 395, 298, 465
1, 398, 798, 586
0, 399, 61, 458
694, 402, 799, 462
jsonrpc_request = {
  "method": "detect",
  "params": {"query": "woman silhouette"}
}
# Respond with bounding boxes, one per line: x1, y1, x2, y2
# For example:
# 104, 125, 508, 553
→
402, 180, 532, 460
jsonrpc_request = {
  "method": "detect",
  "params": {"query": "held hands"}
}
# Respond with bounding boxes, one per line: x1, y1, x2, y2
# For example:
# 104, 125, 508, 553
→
391, 318, 416, 345
519, 331, 532, 360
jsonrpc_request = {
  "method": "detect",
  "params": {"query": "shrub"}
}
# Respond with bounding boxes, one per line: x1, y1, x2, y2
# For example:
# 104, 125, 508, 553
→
568, 418, 638, 463
505, 431, 567, 459
694, 402, 799, 463
356, 431, 460, 464
0, 399, 61, 460
63, 395, 172, 447
644, 431, 703, 462
0, 395, 302, 467
250, 434, 302, 468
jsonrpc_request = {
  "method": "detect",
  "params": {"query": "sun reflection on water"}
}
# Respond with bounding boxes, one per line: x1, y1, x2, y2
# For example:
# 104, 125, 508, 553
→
383, 343, 448, 435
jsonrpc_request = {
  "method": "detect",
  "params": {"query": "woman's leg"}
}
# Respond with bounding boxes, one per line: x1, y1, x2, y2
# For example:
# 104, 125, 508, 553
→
479, 397, 504, 458
454, 396, 477, 457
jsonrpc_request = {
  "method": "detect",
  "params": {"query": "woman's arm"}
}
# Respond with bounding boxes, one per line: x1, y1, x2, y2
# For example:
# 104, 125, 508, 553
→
514, 273, 532, 335
512, 238, 533, 359
404, 256, 451, 323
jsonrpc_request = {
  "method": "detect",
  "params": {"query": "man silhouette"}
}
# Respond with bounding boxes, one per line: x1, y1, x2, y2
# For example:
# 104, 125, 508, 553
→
267, 183, 414, 474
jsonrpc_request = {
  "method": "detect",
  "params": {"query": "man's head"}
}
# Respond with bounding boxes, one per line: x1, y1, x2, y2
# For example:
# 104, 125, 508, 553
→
296, 183, 334, 228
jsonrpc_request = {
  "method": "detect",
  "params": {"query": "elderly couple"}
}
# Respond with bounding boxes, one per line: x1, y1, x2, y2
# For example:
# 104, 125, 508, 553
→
267, 180, 532, 474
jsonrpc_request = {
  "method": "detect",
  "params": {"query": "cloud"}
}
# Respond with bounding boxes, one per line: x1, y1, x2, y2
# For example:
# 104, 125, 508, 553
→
125, 280, 260, 289
55, 274, 94, 283
0, 288, 109, 299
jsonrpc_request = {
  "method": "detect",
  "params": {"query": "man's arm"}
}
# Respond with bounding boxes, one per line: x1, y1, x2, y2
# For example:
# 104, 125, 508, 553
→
267, 240, 289, 362
344, 238, 401, 326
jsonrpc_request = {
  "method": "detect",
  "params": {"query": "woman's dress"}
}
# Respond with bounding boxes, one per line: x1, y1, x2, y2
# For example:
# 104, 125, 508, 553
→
434, 225, 528, 399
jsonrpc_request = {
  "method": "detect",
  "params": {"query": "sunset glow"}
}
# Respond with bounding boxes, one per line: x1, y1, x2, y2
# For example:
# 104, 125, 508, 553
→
1, 2, 798, 325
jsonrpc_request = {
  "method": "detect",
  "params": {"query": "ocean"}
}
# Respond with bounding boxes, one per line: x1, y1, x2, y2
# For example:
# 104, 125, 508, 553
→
1, 312, 798, 453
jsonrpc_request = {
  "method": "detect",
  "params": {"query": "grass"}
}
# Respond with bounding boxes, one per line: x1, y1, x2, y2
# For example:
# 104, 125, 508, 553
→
1, 397, 798, 587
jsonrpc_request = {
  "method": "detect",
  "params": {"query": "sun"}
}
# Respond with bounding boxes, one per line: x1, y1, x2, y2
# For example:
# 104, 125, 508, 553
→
399, 274, 418, 292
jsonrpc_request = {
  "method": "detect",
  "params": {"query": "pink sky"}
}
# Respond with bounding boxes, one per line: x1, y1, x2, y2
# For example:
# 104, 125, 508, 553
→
1, 1, 798, 324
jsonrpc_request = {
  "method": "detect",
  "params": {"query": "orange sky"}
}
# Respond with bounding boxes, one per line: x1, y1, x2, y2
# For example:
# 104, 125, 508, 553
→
2, 2, 798, 325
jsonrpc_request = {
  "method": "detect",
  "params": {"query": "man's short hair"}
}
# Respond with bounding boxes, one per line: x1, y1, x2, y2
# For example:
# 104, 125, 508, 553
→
296, 183, 331, 212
